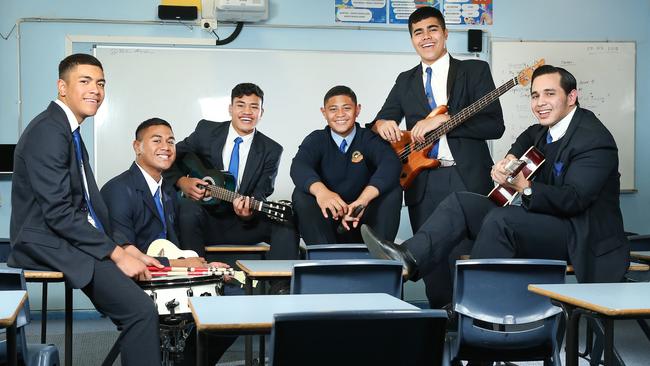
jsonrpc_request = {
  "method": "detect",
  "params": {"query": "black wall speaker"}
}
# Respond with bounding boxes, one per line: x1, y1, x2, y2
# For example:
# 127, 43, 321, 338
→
158, 5, 198, 21
467, 29, 483, 53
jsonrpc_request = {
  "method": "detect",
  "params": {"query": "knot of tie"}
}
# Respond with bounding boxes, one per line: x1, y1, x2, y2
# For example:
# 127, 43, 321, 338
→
339, 139, 348, 153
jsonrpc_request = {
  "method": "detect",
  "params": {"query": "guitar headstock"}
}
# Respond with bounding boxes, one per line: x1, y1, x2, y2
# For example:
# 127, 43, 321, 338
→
261, 199, 293, 223
516, 58, 545, 86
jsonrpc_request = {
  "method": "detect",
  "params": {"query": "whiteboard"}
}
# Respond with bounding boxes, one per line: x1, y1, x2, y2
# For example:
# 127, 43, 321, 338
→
491, 41, 635, 191
93, 46, 428, 199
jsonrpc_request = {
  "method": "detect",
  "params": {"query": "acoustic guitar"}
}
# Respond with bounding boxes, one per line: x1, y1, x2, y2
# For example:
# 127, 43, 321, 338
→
392, 59, 545, 189
178, 152, 293, 223
487, 146, 545, 206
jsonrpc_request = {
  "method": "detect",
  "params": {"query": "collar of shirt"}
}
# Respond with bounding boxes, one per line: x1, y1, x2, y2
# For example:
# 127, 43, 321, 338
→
548, 106, 577, 142
135, 161, 163, 197
421, 52, 450, 105
54, 99, 82, 133
226, 123, 255, 146
330, 125, 357, 153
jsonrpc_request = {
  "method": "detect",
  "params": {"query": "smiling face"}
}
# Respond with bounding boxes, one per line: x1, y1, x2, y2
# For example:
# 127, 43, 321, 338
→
321, 94, 360, 137
229, 94, 263, 136
57, 64, 105, 123
134, 124, 176, 181
530, 72, 578, 127
410, 16, 448, 64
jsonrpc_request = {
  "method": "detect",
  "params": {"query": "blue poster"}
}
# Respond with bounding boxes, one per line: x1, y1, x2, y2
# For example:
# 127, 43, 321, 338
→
443, 0, 493, 25
389, 0, 442, 24
335, 0, 388, 23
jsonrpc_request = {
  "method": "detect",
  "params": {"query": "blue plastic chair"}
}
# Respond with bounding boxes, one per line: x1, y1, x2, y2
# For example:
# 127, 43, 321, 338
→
305, 243, 370, 260
290, 259, 403, 298
269, 309, 448, 366
0, 268, 60, 366
450, 259, 566, 366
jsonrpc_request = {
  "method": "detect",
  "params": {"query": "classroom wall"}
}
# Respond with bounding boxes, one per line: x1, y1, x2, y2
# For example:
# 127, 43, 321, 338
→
1, 0, 649, 308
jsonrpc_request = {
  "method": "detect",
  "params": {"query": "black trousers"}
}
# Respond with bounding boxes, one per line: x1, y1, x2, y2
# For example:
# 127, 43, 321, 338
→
292, 186, 402, 244
407, 167, 469, 309
177, 198, 300, 259
82, 259, 161, 366
405, 192, 571, 281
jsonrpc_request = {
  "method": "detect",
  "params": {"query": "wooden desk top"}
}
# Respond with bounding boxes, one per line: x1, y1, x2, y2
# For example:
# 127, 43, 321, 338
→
205, 243, 270, 252
236, 260, 303, 278
0, 263, 64, 280
0, 290, 27, 327
189, 293, 417, 333
631, 251, 650, 261
236, 259, 407, 279
529, 283, 650, 317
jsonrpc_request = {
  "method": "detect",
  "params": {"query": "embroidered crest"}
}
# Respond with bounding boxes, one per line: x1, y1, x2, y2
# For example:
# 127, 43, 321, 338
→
351, 151, 363, 163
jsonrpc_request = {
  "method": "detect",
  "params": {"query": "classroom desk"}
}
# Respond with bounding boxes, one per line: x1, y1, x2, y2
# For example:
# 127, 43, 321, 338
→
529, 283, 650, 366
189, 293, 417, 366
0, 264, 72, 366
0, 290, 28, 366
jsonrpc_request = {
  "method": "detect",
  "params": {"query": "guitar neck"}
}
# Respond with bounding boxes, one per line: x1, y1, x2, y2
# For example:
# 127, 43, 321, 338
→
206, 185, 263, 211
422, 76, 518, 146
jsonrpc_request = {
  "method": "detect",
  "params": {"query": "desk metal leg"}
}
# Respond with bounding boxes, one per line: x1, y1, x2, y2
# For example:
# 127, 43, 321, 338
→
245, 277, 253, 366
566, 305, 580, 366
603, 318, 615, 366
197, 330, 205, 366
65, 285, 73, 366
7, 322, 17, 366
41, 282, 48, 343
259, 335, 265, 365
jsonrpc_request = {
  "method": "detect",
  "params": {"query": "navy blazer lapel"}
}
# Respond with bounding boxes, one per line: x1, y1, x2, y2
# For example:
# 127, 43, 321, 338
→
129, 163, 162, 222
447, 56, 459, 103
408, 64, 432, 114
210, 122, 230, 170
238, 131, 262, 195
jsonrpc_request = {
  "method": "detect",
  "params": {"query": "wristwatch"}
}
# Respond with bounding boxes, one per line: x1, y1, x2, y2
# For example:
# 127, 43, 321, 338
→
523, 186, 533, 198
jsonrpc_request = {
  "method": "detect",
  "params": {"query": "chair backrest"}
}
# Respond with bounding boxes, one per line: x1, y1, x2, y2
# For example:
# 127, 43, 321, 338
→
270, 309, 448, 366
454, 259, 566, 324
0, 268, 30, 327
290, 259, 403, 298
305, 243, 370, 260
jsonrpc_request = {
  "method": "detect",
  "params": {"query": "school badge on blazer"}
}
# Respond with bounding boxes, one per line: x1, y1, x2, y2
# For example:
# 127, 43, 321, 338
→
351, 151, 363, 163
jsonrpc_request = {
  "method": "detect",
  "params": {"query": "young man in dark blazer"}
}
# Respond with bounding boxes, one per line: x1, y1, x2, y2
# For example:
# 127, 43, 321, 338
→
9, 54, 162, 365
101, 117, 234, 366
369, 6, 505, 308
363, 65, 630, 287
164, 83, 299, 263
291, 85, 402, 244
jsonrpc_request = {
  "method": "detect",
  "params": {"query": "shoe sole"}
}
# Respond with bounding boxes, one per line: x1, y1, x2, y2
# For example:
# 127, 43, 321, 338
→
360, 225, 392, 260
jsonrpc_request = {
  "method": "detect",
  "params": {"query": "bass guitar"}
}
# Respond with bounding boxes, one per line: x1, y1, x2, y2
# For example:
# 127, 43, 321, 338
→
487, 146, 545, 206
178, 152, 293, 223
392, 59, 545, 189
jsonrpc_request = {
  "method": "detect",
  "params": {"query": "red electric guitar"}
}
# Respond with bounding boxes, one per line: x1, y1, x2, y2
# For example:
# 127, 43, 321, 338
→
487, 146, 545, 206
392, 59, 545, 189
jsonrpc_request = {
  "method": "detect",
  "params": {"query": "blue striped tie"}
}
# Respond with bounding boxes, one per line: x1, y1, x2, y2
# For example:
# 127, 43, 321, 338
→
228, 137, 243, 189
153, 187, 167, 239
425, 67, 440, 158
72, 128, 104, 232
339, 139, 348, 153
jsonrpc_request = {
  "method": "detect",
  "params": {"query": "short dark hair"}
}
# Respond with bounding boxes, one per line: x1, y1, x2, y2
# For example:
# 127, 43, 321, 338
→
58, 53, 103, 80
231, 83, 264, 105
135, 118, 173, 140
323, 85, 357, 105
531, 65, 580, 106
408, 6, 446, 34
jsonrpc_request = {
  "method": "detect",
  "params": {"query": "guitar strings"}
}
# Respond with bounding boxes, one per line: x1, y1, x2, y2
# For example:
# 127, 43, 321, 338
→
394, 77, 518, 160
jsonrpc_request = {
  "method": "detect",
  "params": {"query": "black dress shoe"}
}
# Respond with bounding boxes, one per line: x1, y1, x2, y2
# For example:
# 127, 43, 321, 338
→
360, 224, 418, 280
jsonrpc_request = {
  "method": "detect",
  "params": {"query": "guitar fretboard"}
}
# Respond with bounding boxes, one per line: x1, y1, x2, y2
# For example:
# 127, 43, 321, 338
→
412, 76, 518, 153
206, 185, 263, 211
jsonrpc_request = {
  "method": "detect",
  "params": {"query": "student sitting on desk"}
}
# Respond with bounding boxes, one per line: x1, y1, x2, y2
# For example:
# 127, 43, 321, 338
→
291, 85, 402, 244
362, 65, 630, 286
9, 53, 161, 366
100, 117, 234, 365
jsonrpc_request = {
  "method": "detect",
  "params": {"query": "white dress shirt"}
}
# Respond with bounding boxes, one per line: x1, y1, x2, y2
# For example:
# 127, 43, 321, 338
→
222, 123, 255, 190
421, 52, 455, 163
